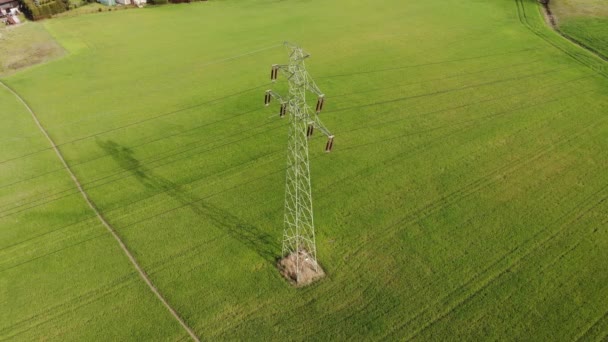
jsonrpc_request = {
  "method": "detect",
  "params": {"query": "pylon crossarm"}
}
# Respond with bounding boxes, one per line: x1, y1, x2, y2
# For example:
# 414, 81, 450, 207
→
305, 78, 323, 97
271, 64, 291, 80
283, 41, 301, 50
265, 90, 289, 115
284, 42, 311, 60
311, 121, 331, 137
275, 65, 290, 73
267, 90, 284, 102
309, 112, 332, 137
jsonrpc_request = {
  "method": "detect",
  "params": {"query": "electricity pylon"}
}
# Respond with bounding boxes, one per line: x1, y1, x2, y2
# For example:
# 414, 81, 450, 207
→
264, 42, 334, 284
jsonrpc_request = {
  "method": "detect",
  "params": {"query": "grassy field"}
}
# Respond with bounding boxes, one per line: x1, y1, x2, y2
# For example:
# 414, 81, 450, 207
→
551, 0, 608, 58
1, 0, 608, 340
0, 83, 186, 339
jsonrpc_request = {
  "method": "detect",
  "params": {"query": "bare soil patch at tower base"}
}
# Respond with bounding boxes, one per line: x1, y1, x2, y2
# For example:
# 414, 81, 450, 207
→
277, 250, 325, 287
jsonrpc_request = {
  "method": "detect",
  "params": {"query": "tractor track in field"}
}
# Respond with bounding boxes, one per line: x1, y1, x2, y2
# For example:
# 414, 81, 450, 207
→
401, 186, 608, 340
576, 308, 608, 341
376, 119, 608, 339
0, 80, 200, 342
305, 94, 607, 338
1, 235, 225, 339
259, 80, 605, 338
0, 271, 139, 339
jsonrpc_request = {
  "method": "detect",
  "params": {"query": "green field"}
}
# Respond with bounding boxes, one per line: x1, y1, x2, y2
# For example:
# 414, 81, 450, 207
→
1, 0, 608, 340
551, 0, 608, 58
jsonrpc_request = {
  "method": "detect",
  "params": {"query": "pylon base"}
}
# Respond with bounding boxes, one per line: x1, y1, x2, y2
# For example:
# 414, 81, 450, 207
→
277, 250, 325, 287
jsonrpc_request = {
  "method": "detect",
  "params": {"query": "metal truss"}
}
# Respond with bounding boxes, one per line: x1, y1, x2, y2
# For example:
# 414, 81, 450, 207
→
264, 42, 333, 283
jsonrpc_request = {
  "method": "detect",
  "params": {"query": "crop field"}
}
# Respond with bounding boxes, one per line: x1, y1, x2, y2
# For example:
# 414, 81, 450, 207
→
1, 0, 608, 340
551, 0, 608, 58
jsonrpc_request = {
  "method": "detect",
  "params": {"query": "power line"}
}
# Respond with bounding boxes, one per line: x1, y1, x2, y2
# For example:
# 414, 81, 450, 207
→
0, 51, 564, 188
0, 44, 284, 148
335, 73, 596, 135
0, 146, 286, 253
0, 57, 564, 192
2, 83, 598, 257
82, 84, 600, 242
0, 47, 548, 166
0, 61, 548, 211
0, 119, 284, 218
0, 68, 596, 219
323, 64, 578, 115
0, 57, 549, 191
0, 106, 265, 191
4, 59, 600, 223
327, 58, 545, 99
0, 83, 270, 165
317, 47, 545, 79
333, 87, 599, 153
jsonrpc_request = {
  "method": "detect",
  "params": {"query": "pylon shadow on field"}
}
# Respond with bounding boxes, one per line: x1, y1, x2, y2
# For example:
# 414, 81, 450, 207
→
97, 140, 278, 264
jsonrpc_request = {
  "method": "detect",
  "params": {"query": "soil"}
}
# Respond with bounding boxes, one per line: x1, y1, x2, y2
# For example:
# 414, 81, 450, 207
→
277, 249, 325, 287
540, 0, 558, 28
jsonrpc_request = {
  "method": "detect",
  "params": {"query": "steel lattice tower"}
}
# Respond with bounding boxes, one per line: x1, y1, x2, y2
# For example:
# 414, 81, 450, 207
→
264, 42, 334, 284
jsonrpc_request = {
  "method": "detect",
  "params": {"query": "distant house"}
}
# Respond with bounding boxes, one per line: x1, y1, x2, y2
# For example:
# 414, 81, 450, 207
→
116, 0, 146, 5
98, 0, 146, 6
96, 0, 148, 7
6, 12, 19, 23
0, 0, 19, 11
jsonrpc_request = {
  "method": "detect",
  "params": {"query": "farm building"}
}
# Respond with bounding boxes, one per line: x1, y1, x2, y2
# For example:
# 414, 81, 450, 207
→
0, 0, 19, 11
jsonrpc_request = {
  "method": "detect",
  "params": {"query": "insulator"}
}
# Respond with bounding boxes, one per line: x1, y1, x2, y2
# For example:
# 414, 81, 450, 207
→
271, 65, 278, 81
306, 123, 314, 138
325, 135, 334, 152
280, 103, 286, 117
316, 96, 325, 113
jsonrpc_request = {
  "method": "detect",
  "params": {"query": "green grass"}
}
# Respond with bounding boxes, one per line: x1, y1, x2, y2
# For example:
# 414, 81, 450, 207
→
1, 0, 608, 340
559, 17, 608, 58
550, 0, 608, 58
0, 84, 186, 340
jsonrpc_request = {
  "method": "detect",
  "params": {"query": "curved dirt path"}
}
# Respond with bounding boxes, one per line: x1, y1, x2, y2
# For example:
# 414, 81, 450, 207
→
0, 80, 200, 342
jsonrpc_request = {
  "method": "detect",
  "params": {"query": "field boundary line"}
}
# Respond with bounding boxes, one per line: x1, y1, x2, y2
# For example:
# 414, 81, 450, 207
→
0, 80, 200, 342
514, 0, 608, 79
540, 1, 608, 63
